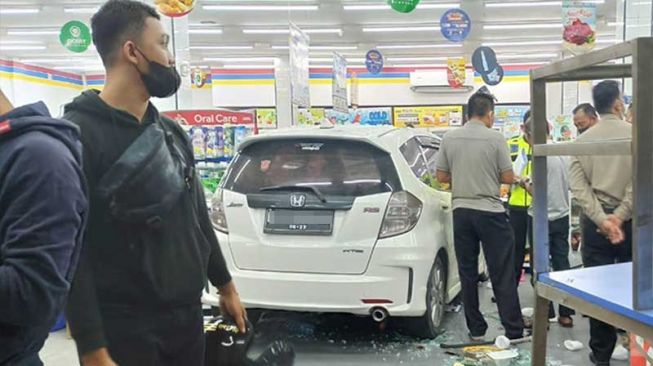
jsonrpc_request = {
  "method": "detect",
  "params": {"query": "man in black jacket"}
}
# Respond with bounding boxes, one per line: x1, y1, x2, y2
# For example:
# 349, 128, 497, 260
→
0, 89, 87, 365
64, 1, 246, 365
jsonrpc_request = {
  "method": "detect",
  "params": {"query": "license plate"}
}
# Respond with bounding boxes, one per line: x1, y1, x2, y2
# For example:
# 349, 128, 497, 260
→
264, 209, 334, 235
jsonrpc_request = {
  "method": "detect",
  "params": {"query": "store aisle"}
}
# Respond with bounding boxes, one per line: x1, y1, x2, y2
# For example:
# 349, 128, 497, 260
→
40, 282, 629, 366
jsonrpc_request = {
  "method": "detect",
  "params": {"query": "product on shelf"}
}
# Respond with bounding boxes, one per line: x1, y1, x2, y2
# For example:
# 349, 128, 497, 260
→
216, 127, 225, 158
223, 126, 235, 158
206, 128, 218, 159
191, 126, 206, 160
234, 126, 248, 150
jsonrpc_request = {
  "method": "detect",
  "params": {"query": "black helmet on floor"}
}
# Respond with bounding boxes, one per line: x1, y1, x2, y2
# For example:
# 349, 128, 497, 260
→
205, 315, 296, 366
205, 315, 254, 366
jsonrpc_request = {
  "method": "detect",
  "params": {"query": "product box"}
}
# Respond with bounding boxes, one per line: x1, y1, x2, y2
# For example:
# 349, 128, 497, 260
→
190, 126, 206, 160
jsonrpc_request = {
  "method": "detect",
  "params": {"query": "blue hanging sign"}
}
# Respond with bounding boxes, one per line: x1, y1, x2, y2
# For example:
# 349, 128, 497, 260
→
365, 50, 384, 75
440, 8, 471, 43
472, 46, 504, 86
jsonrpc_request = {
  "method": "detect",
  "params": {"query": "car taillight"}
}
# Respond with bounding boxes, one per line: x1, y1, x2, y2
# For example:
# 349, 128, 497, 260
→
379, 191, 422, 239
210, 189, 229, 233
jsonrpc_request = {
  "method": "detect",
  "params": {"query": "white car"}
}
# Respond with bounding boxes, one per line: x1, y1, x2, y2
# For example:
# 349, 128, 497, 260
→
210, 126, 485, 338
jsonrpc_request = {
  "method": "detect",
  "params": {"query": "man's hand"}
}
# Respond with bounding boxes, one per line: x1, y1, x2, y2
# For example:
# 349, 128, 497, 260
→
219, 281, 247, 333
599, 218, 625, 245
607, 214, 623, 229
81, 348, 118, 366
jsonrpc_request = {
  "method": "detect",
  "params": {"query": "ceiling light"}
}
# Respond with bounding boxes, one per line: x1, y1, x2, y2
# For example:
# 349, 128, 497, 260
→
203, 5, 318, 11
203, 57, 278, 62
311, 45, 358, 50
20, 57, 99, 63
377, 44, 463, 49
188, 29, 223, 34
54, 65, 104, 71
0, 8, 40, 14
387, 56, 449, 61
362, 26, 440, 33
7, 29, 60, 36
486, 1, 604, 7
344, 3, 459, 10
0, 45, 47, 50
484, 23, 561, 30
219, 64, 276, 69
190, 45, 253, 50
243, 28, 342, 35
309, 57, 365, 62
484, 40, 561, 46
498, 53, 558, 60
390, 63, 447, 67
64, 7, 99, 14
502, 61, 549, 66
0, 40, 43, 45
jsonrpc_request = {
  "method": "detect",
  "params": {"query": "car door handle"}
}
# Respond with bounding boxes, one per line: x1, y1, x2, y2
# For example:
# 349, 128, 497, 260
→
440, 202, 450, 211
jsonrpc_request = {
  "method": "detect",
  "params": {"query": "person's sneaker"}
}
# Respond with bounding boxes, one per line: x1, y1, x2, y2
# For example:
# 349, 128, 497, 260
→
590, 352, 611, 366
558, 316, 574, 328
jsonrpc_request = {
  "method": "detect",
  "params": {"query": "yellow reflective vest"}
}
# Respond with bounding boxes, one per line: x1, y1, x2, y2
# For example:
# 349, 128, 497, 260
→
508, 136, 532, 208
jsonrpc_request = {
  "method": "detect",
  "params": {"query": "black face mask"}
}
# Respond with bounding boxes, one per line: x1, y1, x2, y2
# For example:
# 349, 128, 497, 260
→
134, 47, 181, 98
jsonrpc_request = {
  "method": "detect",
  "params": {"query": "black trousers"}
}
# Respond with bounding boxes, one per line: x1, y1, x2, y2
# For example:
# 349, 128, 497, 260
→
581, 215, 632, 363
103, 304, 205, 366
453, 208, 524, 339
509, 206, 530, 286
527, 215, 575, 318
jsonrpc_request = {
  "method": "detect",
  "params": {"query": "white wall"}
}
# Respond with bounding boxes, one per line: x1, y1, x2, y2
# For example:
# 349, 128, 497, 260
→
0, 76, 82, 117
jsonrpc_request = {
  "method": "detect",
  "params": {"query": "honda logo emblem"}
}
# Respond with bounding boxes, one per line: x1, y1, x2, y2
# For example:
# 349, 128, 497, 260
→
290, 194, 306, 208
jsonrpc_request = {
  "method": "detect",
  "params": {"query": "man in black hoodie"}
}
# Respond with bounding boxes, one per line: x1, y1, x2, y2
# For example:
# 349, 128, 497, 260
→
0, 89, 87, 365
63, 1, 245, 366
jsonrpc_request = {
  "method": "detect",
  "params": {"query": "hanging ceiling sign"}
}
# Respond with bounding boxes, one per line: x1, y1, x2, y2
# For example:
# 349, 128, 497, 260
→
290, 22, 311, 108
60, 21, 91, 53
388, 0, 420, 13
365, 50, 384, 75
472, 46, 504, 86
155, 0, 195, 18
562, 2, 597, 55
332, 52, 349, 114
440, 8, 471, 42
446, 58, 466, 88
190, 68, 211, 89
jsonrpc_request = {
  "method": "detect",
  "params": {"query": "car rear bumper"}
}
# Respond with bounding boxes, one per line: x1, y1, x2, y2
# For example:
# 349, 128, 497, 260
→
216, 231, 437, 317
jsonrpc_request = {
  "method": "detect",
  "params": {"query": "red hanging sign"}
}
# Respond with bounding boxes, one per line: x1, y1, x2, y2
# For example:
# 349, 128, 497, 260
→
162, 110, 255, 126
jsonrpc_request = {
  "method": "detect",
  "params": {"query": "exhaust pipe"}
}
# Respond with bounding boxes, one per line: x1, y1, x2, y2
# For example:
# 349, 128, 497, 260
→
371, 307, 389, 323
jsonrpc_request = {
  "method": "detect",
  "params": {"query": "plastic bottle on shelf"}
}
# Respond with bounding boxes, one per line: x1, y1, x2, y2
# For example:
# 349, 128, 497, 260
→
191, 126, 206, 160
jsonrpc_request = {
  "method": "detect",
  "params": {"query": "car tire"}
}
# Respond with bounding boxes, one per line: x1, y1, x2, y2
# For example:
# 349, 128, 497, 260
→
405, 255, 447, 339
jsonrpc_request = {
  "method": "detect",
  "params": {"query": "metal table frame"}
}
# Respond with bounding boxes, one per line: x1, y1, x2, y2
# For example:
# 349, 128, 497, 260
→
529, 37, 653, 365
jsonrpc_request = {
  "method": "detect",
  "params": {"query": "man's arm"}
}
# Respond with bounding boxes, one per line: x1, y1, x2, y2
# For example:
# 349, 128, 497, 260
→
436, 170, 451, 184
193, 176, 247, 332
569, 157, 624, 243
613, 181, 633, 222
435, 138, 451, 184
0, 135, 86, 326
497, 137, 515, 184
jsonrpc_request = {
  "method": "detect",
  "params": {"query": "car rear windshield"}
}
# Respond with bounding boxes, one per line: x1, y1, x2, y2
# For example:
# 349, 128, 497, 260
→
223, 138, 401, 197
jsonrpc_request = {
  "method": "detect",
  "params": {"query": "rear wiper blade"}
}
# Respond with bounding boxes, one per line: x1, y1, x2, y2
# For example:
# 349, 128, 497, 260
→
260, 185, 327, 203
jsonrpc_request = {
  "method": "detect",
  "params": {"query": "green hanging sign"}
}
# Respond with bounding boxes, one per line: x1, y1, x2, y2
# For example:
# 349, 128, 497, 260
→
388, 0, 421, 13
60, 20, 92, 53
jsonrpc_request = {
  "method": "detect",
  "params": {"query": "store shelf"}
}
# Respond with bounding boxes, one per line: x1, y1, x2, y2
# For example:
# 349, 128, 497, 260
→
533, 139, 631, 156
530, 37, 653, 366
538, 263, 653, 339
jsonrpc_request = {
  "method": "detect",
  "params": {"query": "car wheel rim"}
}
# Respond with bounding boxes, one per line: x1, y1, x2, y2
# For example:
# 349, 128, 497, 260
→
429, 264, 445, 327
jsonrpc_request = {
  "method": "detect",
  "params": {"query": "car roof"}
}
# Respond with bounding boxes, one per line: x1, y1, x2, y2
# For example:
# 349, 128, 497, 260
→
240, 125, 436, 152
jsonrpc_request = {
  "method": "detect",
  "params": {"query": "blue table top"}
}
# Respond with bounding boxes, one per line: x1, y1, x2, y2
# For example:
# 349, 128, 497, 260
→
539, 263, 653, 327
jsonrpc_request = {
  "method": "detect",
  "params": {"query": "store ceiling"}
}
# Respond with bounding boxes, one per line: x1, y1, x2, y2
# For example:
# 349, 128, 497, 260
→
0, 0, 633, 73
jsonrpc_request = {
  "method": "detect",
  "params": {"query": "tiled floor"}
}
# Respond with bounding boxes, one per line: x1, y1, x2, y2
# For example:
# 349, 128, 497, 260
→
40, 276, 630, 365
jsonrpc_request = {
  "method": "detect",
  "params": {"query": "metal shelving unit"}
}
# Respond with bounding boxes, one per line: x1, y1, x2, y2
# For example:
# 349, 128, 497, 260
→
529, 37, 653, 365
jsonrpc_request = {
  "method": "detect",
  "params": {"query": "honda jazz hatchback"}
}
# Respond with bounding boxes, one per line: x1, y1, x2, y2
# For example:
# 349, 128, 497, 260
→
211, 126, 481, 338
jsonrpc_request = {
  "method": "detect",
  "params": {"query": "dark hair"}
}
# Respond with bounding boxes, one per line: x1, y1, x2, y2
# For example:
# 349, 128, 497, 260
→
467, 92, 496, 119
92, 0, 160, 66
524, 117, 550, 137
523, 109, 531, 123
592, 80, 621, 115
572, 103, 598, 119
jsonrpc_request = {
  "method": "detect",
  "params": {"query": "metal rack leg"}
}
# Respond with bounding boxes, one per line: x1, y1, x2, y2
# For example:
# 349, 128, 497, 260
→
531, 293, 550, 366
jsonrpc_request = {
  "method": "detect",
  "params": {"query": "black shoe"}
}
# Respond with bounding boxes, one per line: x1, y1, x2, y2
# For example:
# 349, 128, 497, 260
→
589, 352, 610, 366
